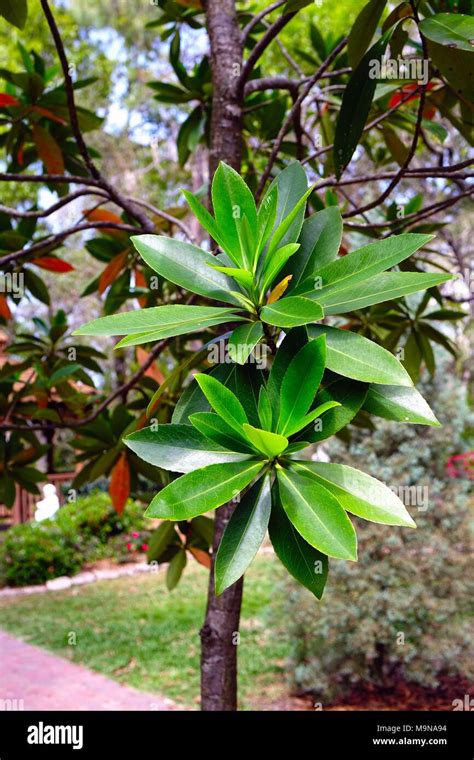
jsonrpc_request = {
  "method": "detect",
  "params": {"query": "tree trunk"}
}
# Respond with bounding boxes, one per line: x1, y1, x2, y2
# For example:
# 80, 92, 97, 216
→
200, 0, 244, 712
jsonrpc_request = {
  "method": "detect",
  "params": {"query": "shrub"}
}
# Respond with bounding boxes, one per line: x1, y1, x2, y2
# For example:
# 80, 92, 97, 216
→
54, 491, 147, 545
0, 522, 83, 587
0, 492, 149, 587
286, 367, 474, 703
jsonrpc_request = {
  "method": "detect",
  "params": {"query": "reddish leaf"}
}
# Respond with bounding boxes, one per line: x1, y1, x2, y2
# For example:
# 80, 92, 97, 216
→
135, 269, 148, 307
188, 547, 211, 569
136, 347, 165, 385
99, 249, 129, 294
109, 453, 130, 514
32, 125, 65, 174
31, 257, 75, 273
0, 295, 12, 319
0, 93, 20, 107
84, 208, 125, 239
30, 105, 68, 125
17, 141, 24, 166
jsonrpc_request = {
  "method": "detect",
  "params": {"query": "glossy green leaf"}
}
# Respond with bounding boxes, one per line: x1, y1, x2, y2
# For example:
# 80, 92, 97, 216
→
257, 386, 272, 431
242, 424, 288, 458
260, 162, 309, 251
294, 378, 368, 444
277, 467, 357, 560
334, 29, 393, 177
292, 461, 416, 527
166, 549, 187, 591
182, 189, 230, 256
348, 0, 387, 67
211, 162, 257, 267
260, 243, 300, 295
195, 373, 248, 435
131, 234, 242, 306
145, 460, 265, 519
147, 521, 177, 562
287, 400, 341, 437
286, 207, 343, 289
363, 384, 440, 426
303, 233, 433, 297
266, 186, 313, 257
317, 271, 452, 315
124, 424, 252, 473
266, 327, 308, 414
261, 296, 324, 327
269, 485, 328, 599
228, 322, 264, 365
189, 413, 254, 453
215, 475, 272, 595
308, 325, 413, 386
73, 305, 240, 338
419, 14, 474, 100
278, 336, 326, 435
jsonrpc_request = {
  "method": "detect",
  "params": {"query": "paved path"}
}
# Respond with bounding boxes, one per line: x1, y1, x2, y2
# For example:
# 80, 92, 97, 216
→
0, 630, 180, 711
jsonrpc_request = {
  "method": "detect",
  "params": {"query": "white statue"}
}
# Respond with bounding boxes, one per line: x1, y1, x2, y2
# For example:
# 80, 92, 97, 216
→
35, 483, 60, 522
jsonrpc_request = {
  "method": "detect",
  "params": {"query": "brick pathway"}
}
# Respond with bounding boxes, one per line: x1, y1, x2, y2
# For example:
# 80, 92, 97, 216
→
0, 630, 180, 711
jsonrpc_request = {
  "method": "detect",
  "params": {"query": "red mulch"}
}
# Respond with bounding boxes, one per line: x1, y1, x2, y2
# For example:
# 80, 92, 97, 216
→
290, 674, 473, 711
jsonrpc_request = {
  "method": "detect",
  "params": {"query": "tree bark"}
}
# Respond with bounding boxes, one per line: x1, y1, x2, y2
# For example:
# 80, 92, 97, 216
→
200, 0, 244, 712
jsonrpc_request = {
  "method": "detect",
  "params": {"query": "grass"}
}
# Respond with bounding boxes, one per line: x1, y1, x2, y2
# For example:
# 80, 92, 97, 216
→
0, 554, 294, 709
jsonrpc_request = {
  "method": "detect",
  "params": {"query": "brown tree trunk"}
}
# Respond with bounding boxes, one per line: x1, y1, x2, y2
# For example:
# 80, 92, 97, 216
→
200, 0, 244, 712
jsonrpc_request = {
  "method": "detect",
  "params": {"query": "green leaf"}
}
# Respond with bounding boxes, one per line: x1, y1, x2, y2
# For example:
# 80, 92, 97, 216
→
348, 0, 388, 68
145, 460, 265, 519
228, 322, 264, 365
232, 364, 265, 428
195, 373, 248, 435
166, 549, 187, 591
308, 325, 413, 386
0, 0, 27, 29
210, 265, 253, 291
304, 233, 434, 297
260, 243, 300, 296
260, 162, 309, 251
286, 207, 343, 290
256, 182, 278, 257
278, 335, 326, 435
257, 386, 272, 431
73, 304, 240, 338
266, 327, 307, 413
211, 162, 257, 267
147, 521, 177, 562
131, 235, 242, 306
182, 190, 230, 255
261, 296, 324, 327
124, 424, 252, 473
363, 383, 440, 426
242, 424, 288, 458
189, 413, 254, 453
269, 485, 328, 599
292, 461, 416, 528
215, 475, 271, 594
334, 29, 393, 177
287, 400, 341, 437
277, 467, 357, 560
317, 271, 452, 315
294, 378, 368, 444
419, 15, 474, 99
266, 185, 313, 258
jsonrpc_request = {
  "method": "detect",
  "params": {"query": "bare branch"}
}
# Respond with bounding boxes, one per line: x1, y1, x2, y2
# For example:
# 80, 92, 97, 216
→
238, 9, 297, 90
241, 0, 286, 42
0, 189, 108, 219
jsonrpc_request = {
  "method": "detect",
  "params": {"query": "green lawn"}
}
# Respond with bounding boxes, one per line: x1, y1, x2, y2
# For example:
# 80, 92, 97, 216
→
0, 554, 294, 709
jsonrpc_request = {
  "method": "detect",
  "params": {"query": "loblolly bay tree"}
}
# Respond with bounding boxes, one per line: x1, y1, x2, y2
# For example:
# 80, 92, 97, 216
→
75, 161, 446, 613
0, 0, 471, 711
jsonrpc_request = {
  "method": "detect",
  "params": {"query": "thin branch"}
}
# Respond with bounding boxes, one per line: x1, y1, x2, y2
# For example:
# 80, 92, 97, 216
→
126, 197, 196, 242
0, 189, 108, 219
241, 0, 286, 41
0, 221, 146, 268
0, 340, 169, 432
238, 9, 297, 90
0, 172, 101, 185
343, 188, 474, 232
255, 36, 348, 200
